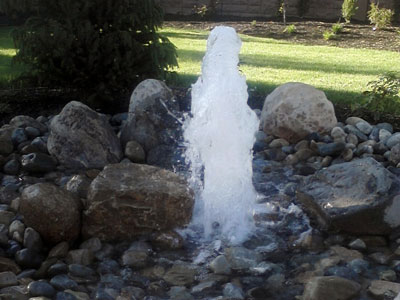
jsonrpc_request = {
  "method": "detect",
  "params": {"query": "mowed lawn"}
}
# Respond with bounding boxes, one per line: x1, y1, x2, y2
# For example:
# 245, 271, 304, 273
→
0, 25, 399, 106
161, 27, 400, 105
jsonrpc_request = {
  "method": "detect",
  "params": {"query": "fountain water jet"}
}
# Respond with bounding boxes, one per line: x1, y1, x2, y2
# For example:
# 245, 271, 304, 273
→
184, 26, 259, 244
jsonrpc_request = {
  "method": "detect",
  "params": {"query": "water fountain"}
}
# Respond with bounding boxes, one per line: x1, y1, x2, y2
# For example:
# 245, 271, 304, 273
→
184, 26, 260, 244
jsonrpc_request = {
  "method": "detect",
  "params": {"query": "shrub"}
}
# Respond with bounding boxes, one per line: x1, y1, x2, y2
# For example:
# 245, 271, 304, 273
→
0, 0, 36, 24
361, 73, 400, 119
323, 30, 336, 40
284, 24, 296, 34
368, 3, 394, 29
251, 20, 257, 27
11, 0, 178, 97
193, 0, 219, 19
332, 23, 344, 34
342, 0, 358, 23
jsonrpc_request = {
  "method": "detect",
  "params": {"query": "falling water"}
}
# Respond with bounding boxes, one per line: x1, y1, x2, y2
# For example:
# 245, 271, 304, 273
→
184, 26, 259, 244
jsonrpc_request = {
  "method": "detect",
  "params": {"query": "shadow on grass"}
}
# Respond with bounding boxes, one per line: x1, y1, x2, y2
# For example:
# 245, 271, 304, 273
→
170, 73, 364, 110
176, 48, 387, 77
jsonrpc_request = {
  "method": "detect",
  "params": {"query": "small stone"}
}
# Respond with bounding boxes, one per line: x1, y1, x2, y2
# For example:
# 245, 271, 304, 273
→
48, 242, 69, 259
330, 127, 346, 142
225, 247, 262, 270
369, 127, 380, 142
386, 133, 400, 149
79, 237, 102, 252
0, 271, 17, 288
210, 255, 232, 275
68, 264, 95, 278
294, 140, 310, 151
368, 280, 400, 299
66, 249, 94, 266
47, 263, 68, 277
377, 123, 393, 133
9, 220, 25, 240
263, 148, 286, 162
341, 148, 353, 162
379, 129, 392, 142
295, 149, 315, 161
223, 282, 245, 300
355, 121, 372, 135
269, 138, 289, 148
390, 143, 400, 165
21, 153, 57, 173
348, 239, 366, 251
191, 280, 217, 294
50, 274, 78, 291
55, 291, 78, 300
317, 142, 345, 156
3, 159, 20, 175
0, 210, 15, 226
65, 175, 92, 199
168, 286, 194, 300
347, 258, 369, 275
15, 248, 43, 269
150, 231, 184, 250
11, 128, 28, 146
121, 241, 151, 268
28, 281, 56, 298
34, 258, 58, 279
0, 257, 21, 274
23, 227, 43, 252
124, 140, 146, 163
346, 117, 365, 126
346, 133, 358, 146
285, 154, 299, 165
321, 156, 332, 167
369, 252, 391, 265
25, 127, 41, 139
31, 137, 48, 153
64, 289, 90, 300
303, 276, 361, 300
374, 142, 389, 155
163, 263, 197, 286
344, 125, 368, 142
330, 246, 363, 263
379, 269, 397, 281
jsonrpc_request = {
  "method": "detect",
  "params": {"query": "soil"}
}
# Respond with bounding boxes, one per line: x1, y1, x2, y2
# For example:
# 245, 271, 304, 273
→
165, 20, 400, 52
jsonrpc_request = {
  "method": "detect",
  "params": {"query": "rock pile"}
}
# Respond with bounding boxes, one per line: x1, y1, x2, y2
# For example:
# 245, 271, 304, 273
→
0, 80, 400, 299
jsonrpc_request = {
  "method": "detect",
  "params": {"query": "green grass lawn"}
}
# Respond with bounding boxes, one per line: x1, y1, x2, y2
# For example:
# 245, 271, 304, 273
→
0, 25, 399, 107
0, 27, 25, 88
161, 27, 400, 106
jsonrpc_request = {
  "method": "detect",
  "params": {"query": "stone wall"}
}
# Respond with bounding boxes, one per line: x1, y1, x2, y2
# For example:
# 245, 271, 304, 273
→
156, 0, 399, 22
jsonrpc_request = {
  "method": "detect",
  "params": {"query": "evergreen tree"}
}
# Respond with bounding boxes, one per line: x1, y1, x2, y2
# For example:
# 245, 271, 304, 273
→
10, 0, 177, 96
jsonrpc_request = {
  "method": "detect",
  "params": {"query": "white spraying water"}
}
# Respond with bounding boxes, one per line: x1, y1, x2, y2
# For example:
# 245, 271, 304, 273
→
184, 26, 260, 244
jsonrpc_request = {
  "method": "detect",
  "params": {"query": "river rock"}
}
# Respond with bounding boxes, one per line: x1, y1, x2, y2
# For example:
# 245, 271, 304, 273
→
47, 101, 122, 169
19, 183, 81, 244
0, 271, 18, 288
163, 262, 198, 286
82, 162, 194, 241
369, 280, 400, 298
124, 140, 146, 163
303, 276, 361, 300
296, 158, 400, 235
120, 79, 182, 152
9, 115, 47, 134
21, 153, 57, 173
0, 126, 16, 155
260, 83, 337, 143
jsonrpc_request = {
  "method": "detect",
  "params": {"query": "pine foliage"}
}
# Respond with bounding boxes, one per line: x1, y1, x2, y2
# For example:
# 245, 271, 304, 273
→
11, 0, 178, 94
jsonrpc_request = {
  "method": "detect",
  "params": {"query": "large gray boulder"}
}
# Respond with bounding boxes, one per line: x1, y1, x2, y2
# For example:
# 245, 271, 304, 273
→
297, 157, 400, 235
47, 101, 122, 169
82, 162, 194, 241
19, 183, 82, 244
120, 79, 183, 169
261, 83, 337, 143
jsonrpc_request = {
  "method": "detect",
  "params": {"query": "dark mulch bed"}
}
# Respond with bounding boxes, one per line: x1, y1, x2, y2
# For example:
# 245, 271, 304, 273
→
165, 20, 400, 52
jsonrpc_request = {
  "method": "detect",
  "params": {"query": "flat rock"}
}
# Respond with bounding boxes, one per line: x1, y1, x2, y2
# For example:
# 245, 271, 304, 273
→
48, 101, 122, 169
0, 271, 18, 288
369, 280, 400, 298
297, 158, 400, 235
82, 163, 193, 241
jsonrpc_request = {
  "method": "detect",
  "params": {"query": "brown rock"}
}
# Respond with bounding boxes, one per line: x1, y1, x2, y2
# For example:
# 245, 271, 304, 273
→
0, 257, 21, 274
19, 183, 82, 244
82, 163, 194, 241
48, 101, 122, 169
303, 276, 361, 300
368, 280, 400, 298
